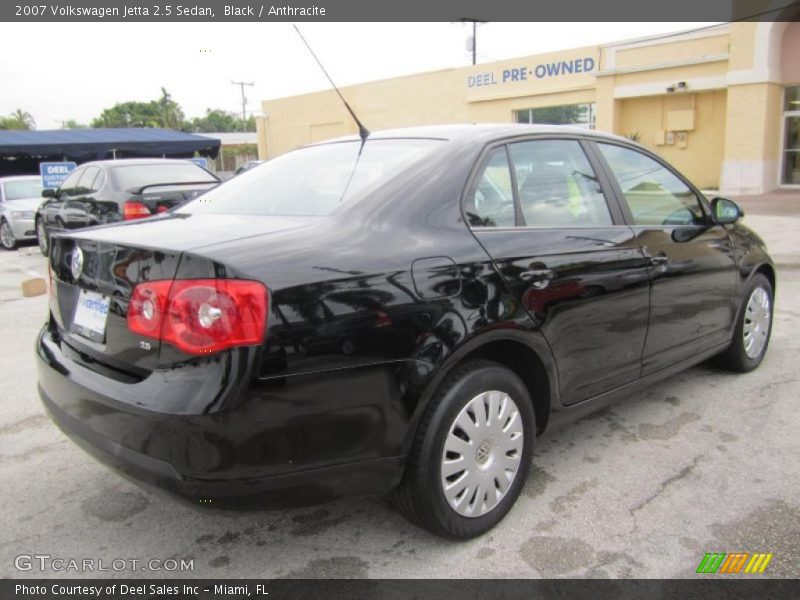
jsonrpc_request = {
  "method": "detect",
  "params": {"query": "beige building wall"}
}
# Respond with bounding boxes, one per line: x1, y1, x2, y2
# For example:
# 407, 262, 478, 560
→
260, 20, 798, 193
619, 90, 728, 189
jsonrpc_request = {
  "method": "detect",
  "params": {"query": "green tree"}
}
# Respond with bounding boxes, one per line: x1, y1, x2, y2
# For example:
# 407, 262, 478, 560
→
0, 108, 36, 130
91, 89, 185, 129
92, 101, 164, 128
157, 87, 184, 130
63, 119, 88, 129
188, 109, 256, 133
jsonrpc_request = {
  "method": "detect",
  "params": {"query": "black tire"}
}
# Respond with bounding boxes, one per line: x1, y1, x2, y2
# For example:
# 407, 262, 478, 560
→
36, 217, 49, 256
393, 359, 535, 539
714, 273, 773, 372
0, 219, 17, 251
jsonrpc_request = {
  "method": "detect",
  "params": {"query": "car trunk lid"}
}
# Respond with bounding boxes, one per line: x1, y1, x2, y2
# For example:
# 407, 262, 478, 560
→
50, 236, 182, 374
48, 214, 315, 374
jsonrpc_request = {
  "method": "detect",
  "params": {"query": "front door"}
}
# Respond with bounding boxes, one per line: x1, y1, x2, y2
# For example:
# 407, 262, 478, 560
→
593, 141, 737, 374
466, 137, 651, 405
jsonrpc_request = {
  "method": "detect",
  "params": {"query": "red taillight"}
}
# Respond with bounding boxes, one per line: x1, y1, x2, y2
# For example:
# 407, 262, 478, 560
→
129, 281, 171, 336
123, 200, 151, 220
128, 279, 268, 355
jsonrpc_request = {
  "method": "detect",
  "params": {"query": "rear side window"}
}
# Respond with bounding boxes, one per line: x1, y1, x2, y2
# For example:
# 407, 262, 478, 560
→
597, 143, 705, 226
509, 139, 612, 227
113, 163, 217, 191
465, 148, 516, 227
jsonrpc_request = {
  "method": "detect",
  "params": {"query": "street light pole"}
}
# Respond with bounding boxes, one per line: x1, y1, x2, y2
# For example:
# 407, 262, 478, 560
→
231, 80, 255, 131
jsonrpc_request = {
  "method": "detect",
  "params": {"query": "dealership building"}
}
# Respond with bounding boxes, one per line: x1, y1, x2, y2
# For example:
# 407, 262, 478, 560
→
256, 21, 799, 194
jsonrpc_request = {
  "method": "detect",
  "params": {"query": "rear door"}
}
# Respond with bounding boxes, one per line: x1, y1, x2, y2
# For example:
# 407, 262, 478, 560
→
592, 141, 737, 374
467, 137, 651, 405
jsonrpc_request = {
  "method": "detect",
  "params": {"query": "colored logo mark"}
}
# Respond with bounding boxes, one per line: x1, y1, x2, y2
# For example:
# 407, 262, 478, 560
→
696, 552, 773, 574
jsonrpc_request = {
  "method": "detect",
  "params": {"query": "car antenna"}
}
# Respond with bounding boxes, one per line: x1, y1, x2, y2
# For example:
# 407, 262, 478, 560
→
293, 25, 370, 143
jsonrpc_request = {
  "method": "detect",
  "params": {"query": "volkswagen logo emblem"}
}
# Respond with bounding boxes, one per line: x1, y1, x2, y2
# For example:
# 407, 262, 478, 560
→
70, 246, 84, 280
476, 439, 493, 465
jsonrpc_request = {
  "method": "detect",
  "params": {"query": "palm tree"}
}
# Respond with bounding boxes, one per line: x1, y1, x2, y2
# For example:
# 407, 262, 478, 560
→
10, 109, 35, 130
158, 87, 183, 130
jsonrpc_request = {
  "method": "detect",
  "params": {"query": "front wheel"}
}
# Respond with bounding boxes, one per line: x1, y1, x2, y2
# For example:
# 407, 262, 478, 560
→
393, 359, 535, 539
715, 273, 774, 372
0, 219, 17, 250
36, 218, 49, 256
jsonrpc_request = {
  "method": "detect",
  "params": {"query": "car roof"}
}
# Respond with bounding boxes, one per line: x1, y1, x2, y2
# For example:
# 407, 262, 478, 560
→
314, 123, 632, 146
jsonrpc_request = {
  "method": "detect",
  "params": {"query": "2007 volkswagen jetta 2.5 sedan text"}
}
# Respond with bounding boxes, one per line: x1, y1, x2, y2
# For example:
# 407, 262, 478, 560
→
37, 124, 775, 539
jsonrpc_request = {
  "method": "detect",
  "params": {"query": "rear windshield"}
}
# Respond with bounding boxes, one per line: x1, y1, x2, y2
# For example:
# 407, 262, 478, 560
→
113, 163, 217, 191
3, 178, 43, 201
180, 139, 442, 217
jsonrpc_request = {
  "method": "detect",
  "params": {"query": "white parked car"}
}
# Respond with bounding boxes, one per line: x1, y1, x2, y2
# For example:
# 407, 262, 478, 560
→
0, 175, 43, 250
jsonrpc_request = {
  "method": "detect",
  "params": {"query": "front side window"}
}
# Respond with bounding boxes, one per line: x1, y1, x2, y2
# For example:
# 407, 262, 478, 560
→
58, 168, 83, 196
597, 143, 705, 226
76, 167, 100, 194
509, 139, 612, 227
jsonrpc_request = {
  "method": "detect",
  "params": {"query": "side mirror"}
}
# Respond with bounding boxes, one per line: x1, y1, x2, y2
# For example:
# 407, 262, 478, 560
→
41, 188, 56, 198
711, 197, 743, 225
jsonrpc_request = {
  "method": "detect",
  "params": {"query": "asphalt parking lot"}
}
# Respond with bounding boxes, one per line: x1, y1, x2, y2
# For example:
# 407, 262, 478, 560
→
1, 198, 799, 579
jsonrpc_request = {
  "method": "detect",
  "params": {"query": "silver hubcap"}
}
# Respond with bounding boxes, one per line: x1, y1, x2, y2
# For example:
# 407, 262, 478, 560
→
441, 390, 524, 518
0, 222, 13, 248
743, 287, 771, 359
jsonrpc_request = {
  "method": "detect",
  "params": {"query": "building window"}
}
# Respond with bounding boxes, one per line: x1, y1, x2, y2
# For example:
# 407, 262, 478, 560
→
783, 86, 800, 185
515, 103, 596, 129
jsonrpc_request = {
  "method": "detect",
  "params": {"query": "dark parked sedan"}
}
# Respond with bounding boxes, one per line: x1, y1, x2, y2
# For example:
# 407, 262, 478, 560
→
37, 125, 774, 539
36, 158, 219, 255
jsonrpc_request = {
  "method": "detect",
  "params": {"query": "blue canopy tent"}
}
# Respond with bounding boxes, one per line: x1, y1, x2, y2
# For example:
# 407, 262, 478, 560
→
0, 128, 221, 176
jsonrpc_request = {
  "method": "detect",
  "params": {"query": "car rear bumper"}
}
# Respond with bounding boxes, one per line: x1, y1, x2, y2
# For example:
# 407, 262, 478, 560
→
36, 324, 408, 505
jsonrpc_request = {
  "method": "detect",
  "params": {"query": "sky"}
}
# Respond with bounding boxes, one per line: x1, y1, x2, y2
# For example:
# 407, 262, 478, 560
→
0, 22, 717, 130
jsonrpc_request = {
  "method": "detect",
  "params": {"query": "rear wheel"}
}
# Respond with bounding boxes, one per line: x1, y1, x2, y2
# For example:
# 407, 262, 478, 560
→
0, 219, 16, 250
715, 273, 773, 372
393, 359, 535, 539
36, 217, 49, 256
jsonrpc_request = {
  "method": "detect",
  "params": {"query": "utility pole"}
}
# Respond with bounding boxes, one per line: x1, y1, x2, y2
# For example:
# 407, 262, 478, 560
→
472, 21, 477, 65
231, 80, 255, 131
459, 19, 486, 65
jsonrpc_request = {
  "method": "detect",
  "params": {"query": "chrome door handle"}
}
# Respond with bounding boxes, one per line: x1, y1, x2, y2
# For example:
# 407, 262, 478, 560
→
649, 256, 669, 265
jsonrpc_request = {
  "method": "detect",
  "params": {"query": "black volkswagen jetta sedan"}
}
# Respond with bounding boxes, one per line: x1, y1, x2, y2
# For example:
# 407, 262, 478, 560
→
37, 125, 775, 539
